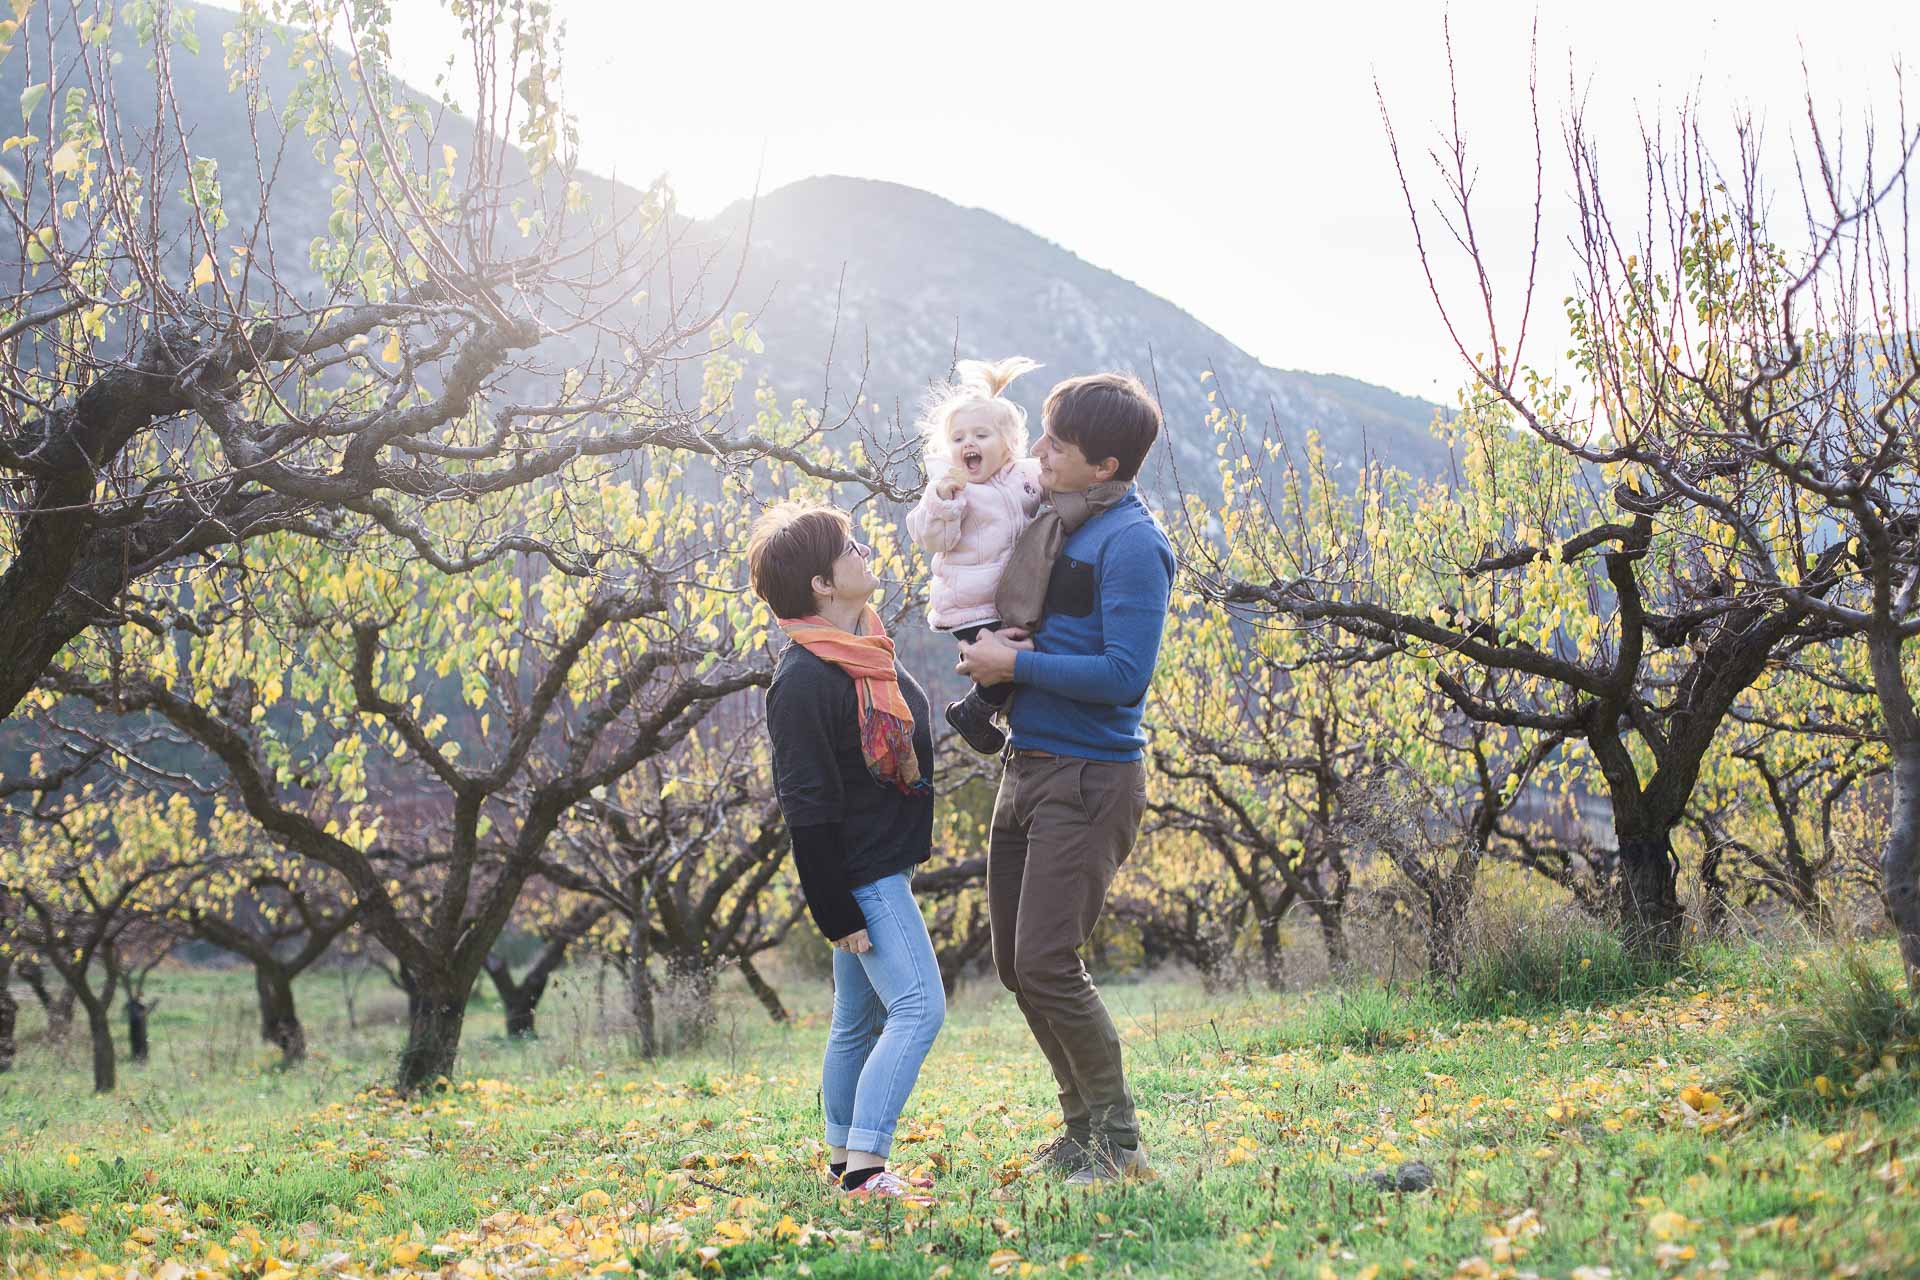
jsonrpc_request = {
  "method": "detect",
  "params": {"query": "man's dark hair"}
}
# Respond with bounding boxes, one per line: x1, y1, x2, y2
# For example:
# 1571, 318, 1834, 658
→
1042, 372, 1162, 482
747, 501, 852, 620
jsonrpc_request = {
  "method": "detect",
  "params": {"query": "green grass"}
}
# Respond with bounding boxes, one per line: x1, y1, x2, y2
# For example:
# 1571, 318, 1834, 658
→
1436, 912, 1702, 1017
3, 944, 1919, 1278
1740, 948, 1920, 1119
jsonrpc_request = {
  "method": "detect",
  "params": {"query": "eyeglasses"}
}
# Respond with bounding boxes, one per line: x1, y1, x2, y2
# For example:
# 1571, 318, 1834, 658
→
842, 538, 871, 559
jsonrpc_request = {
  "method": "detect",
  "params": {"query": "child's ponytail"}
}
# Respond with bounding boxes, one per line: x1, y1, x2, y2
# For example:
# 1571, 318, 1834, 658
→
954, 356, 1041, 399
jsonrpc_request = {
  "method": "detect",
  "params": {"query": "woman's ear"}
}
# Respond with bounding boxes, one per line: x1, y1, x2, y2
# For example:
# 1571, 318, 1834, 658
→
810, 570, 835, 603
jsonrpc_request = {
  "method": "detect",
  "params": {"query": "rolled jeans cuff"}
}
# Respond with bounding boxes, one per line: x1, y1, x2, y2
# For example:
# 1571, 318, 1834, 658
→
844, 1125, 895, 1159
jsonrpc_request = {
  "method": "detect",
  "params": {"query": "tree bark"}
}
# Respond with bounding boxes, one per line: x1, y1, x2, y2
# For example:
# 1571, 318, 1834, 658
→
1315, 907, 1349, 974
628, 959, 658, 1060
482, 900, 607, 1041
1864, 609, 1920, 990
1882, 739, 1920, 990
1257, 916, 1285, 991
19, 962, 76, 1040
626, 880, 659, 1058
1616, 831, 1685, 957
1425, 874, 1473, 981
126, 994, 151, 1064
255, 965, 307, 1066
484, 961, 539, 1039
0, 954, 16, 1071
395, 970, 474, 1092
665, 953, 717, 1044
83, 998, 115, 1093
737, 956, 788, 1024
1698, 841, 1730, 937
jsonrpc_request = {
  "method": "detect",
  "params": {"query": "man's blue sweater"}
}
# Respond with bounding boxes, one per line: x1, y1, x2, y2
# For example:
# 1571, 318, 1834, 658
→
1008, 487, 1175, 761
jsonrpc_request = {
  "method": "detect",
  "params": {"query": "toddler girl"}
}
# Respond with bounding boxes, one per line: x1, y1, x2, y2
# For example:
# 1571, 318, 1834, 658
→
905, 356, 1045, 754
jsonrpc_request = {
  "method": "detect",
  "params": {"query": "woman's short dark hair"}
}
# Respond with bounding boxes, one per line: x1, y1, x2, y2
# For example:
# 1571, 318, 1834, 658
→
747, 501, 852, 619
1043, 372, 1162, 482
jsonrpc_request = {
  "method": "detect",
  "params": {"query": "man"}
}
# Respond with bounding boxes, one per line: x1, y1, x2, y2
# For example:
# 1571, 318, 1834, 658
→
956, 371, 1174, 1186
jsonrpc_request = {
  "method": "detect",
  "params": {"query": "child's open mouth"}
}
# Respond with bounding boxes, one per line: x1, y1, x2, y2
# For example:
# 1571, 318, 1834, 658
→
963, 447, 983, 473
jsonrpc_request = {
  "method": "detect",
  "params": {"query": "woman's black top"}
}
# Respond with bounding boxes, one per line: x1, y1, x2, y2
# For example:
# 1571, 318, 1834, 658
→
766, 642, 935, 939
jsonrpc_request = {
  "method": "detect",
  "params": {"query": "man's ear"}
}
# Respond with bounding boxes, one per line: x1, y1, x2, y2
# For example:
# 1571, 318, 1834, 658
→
1094, 456, 1122, 483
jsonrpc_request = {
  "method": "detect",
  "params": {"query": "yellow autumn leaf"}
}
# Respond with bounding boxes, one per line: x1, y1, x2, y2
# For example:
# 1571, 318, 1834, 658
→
55, 1211, 85, 1232
389, 1242, 422, 1265
1647, 1209, 1692, 1241
988, 1250, 1023, 1276
577, 1187, 610, 1211
381, 331, 403, 364
190, 253, 215, 289
48, 138, 82, 177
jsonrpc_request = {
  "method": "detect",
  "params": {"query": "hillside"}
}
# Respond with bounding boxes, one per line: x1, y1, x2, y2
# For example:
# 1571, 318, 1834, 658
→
703, 176, 1448, 489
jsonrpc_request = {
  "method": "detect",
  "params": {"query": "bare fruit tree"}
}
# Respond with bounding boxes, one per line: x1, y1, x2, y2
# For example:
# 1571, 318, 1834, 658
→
0, 0, 908, 723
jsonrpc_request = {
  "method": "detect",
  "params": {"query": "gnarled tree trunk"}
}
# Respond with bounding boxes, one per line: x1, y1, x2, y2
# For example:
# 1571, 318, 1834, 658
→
19, 962, 76, 1040
737, 956, 788, 1024
0, 954, 16, 1071
1881, 739, 1920, 990
82, 996, 115, 1093
125, 994, 151, 1064
1424, 869, 1474, 982
626, 880, 658, 1058
484, 961, 541, 1039
1257, 916, 1285, 991
1616, 831, 1685, 958
396, 968, 476, 1092
483, 900, 609, 1040
1314, 906, 1349, 974
1865, 616, 1920, 991
663, 953, 718, 1045
255, 965, 307, 1066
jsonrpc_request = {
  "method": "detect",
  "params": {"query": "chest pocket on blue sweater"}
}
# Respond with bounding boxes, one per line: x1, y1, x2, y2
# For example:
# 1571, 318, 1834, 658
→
1044, 556, 1097, 618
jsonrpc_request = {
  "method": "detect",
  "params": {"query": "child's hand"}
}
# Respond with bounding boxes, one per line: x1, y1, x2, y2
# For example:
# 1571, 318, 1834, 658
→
934, 467, 969, 500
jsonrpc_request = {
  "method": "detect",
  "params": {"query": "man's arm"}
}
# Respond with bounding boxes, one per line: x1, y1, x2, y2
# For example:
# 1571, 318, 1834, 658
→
1013, 526, 1174, 706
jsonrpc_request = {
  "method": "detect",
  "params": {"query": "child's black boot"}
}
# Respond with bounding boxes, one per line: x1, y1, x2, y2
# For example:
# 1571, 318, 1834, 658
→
945, 687, 1008, 754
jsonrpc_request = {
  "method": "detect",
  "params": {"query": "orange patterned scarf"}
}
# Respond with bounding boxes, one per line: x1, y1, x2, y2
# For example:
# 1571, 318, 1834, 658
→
778, 606, 930, 796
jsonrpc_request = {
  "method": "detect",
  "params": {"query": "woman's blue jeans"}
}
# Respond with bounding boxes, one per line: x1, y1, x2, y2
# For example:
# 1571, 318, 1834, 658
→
823, 871, 946, 1158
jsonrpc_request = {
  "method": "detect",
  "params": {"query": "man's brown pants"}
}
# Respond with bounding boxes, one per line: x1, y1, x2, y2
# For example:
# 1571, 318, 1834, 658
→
988, 752, 1147, 1149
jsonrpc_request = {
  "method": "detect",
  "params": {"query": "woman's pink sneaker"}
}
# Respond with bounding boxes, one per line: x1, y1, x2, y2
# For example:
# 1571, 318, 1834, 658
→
840, 1169, 935, 1202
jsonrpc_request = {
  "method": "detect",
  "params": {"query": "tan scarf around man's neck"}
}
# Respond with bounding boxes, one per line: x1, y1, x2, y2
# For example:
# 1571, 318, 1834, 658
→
994, 481, 1131, 631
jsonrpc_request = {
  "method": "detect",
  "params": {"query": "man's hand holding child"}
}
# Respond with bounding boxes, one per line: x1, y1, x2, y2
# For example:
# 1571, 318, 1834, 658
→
956, 627, 1032, 686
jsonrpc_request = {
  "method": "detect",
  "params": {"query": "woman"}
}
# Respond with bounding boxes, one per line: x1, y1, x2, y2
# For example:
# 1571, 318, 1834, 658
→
748, 500, 946, 1201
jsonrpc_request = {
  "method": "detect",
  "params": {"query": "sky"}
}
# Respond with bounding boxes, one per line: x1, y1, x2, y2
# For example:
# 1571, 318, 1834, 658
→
215, 0, 1920, 402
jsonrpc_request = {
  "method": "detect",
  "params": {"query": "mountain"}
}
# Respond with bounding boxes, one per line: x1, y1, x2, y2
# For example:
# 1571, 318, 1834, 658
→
3, 2, 1444, 492
702, 176, 1448, 491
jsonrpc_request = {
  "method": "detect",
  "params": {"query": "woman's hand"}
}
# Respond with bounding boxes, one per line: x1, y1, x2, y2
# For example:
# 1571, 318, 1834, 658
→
833, 929, 872, 954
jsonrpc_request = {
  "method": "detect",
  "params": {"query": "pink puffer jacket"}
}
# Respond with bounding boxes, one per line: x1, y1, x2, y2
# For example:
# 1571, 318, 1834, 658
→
906, 457, 1045, 630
